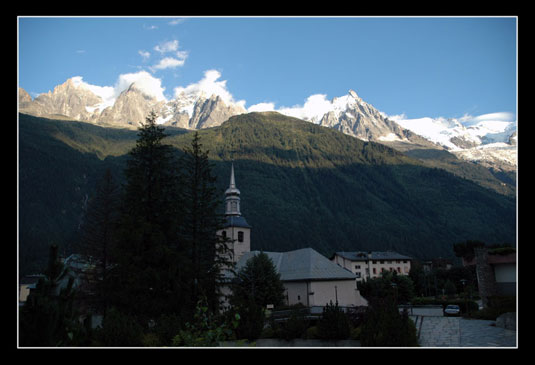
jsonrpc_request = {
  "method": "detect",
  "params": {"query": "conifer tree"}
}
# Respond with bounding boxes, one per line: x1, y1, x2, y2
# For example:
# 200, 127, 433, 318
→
179, 131, 231, 314
76, 167, 120, 314
107, 111, 184, 323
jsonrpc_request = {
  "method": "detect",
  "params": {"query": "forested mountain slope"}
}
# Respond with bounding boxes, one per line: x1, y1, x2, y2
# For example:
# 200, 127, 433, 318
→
18, 112, 516, 275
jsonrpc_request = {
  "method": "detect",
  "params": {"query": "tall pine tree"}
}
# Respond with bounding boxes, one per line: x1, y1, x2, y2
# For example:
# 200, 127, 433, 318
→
107, 111, 184, 323
179, 132, 231, 314
76, 167, 120, 314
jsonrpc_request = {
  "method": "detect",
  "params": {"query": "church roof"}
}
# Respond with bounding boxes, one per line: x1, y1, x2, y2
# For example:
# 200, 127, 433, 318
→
223, 215, 251, 228
235, 248, 356, 282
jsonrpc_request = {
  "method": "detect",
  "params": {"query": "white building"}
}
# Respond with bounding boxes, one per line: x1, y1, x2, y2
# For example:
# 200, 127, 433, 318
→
331, 251, 412, 282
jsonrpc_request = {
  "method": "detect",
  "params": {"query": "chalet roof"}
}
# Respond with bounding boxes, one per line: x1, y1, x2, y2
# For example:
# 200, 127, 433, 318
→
333, 251, 412, 261
236, 248, 356, 282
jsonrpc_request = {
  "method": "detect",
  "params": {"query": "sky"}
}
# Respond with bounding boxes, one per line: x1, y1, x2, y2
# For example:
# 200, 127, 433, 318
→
18, 16, 517, 122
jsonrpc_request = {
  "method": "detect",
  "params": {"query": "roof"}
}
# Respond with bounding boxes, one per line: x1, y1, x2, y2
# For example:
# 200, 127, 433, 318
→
334, 251, 412, 261
223, 215, 252, 228
235, 248, 356, 282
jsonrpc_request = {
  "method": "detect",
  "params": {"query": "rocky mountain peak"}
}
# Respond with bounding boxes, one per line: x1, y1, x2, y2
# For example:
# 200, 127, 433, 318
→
348, 89, 361, 101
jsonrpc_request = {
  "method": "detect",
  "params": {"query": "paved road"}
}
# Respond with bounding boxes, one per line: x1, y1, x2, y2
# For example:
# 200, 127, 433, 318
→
414, 316, 516, 347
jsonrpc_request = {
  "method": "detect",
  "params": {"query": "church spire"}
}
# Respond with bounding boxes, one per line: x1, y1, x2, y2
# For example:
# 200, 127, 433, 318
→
225, 162, 241, 216
229, 162, 236, 189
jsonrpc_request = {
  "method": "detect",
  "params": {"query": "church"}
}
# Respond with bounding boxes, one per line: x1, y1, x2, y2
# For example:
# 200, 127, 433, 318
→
218, 164, 368, 310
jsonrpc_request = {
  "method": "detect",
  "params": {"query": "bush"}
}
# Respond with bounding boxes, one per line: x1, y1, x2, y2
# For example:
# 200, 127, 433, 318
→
93, 308, 144, 347
317, 301, 350, 340
279, 309, 309, 340
360, 297, 418, 347
141, 333, 162, 347
305, 326, 320, 340
234, 300, 265, 341
350, 326, 362, 340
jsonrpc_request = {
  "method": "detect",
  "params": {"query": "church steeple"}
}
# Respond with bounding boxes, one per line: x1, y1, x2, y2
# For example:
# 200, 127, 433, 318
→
218, 162, 251, 264
225, 163, 241, 216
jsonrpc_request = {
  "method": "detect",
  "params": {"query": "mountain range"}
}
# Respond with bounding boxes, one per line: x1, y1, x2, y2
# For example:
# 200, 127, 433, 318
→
19, 78, 517, 173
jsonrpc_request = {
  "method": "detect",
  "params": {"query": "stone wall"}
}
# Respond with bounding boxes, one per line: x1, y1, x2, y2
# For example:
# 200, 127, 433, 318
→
474, 247, 497, 308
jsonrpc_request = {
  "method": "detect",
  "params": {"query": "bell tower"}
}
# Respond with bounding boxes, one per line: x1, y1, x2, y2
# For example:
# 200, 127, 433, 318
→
219, 163, 251, 263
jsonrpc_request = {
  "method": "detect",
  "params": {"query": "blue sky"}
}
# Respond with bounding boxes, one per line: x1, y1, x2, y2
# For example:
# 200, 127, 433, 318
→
18, 16, 517, 121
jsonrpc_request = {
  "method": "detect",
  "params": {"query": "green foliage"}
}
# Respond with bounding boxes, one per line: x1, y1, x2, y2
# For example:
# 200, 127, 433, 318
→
178, 131, 231, 313
170, 296, 239, 347
444, 279, 457, 297
317, 301, 351, 340
360, 296, 418, 347
19, 245, 89, 346
232, 299, 266, 341
230, 252, 286, 309
453, 240, 486, 260
469, 296, 515, 320
358, 271, 415, 305
92, 307, 144, 347
229, 252, 286, 340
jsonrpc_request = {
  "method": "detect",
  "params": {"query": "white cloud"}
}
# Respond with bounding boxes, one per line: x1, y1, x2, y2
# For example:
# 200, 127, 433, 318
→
154, 40, 179, 54
151, 40, 188, 71
70, 76, 116, 109
152, 57, 186, 71
277, 94, 334, 122
138, 50, 150, 61
248, 102, 276, 112
460, 112, 516, 126
114, 71, 167, 101
67, 72, 167, 110
173, 69, 245, 106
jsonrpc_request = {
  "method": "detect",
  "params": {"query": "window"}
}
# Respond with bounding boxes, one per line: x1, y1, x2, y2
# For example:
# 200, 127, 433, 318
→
397, 267, 401, 273
355, 272, 361, 278
221, 231, 227, 239
355, 265, 361, 270
373, 268, 376, 274
380, 261, 384, 264
238, 231, 244, 242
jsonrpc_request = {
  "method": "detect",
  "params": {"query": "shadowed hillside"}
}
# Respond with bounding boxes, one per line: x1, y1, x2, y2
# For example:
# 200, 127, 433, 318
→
18, 112, 516, 275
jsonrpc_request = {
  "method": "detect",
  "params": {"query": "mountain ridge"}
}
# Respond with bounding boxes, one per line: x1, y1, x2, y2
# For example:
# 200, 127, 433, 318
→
19, 78, 516, 174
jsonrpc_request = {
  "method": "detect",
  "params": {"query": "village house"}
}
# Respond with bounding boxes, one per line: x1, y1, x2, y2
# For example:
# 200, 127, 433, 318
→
330, 251, 412, 282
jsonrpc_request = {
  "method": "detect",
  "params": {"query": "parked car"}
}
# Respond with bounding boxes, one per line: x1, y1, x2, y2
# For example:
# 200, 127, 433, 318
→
444, 304, 461, 316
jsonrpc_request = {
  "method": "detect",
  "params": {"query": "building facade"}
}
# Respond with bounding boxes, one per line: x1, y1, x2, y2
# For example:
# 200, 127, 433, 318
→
331, 251, 412, 282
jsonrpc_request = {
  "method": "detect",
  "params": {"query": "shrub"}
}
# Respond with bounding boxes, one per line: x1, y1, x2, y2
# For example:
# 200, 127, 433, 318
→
141, 333, 162, 347
278, 309, 309, 340
350, 326, 362, 341
305, 326, 320, 340
93, 308, 144, 347
360, 297, 418, 347
317, 301, 350, 340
